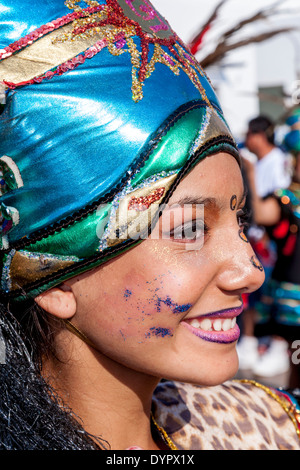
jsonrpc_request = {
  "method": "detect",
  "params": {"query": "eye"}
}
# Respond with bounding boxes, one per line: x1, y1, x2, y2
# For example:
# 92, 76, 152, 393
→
170, 219, 207, 243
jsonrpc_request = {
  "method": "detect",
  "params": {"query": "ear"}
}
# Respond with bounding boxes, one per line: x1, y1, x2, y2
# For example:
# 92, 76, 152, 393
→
35, 285, 77, 319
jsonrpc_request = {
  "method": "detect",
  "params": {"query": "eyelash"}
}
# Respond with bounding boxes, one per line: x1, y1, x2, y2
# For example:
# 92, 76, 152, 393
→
170, 219, 208, 243
168, 208, 250, 244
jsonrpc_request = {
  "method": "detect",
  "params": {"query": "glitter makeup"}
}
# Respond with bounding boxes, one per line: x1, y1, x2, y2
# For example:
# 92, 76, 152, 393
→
250, 255, 264, 272
128, 188, 165, 211
238, 228, 249, 243
145, 327, 173, 338
230, 195, 237, 211
154, 295, 192, 314
124, 288, 132, 298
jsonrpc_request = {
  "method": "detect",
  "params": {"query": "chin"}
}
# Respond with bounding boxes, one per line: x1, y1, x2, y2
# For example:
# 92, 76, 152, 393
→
204, 348, 240, 386
166, 347, 240, 387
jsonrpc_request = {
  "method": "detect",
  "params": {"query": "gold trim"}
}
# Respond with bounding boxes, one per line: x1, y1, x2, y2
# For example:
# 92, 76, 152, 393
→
63, 319, 98, 349
9, 251, 77, 291
0, 23, 104, 84
151, 413, 178, 450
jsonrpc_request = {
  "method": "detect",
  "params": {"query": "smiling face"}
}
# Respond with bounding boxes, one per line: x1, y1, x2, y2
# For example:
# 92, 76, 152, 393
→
65, 152, 264, 386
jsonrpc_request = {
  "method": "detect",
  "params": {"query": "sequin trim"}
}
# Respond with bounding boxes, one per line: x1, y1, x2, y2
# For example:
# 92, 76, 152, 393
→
151, 413, 178, 450
189, 107, 213, 155
3, 39, 109, 90
0, 5, 103, 60
128, 187, 165, 211
1, 249, 16, 292
97, 170, 177, 251
2, 0, 212, 104
1, 249, 79, 293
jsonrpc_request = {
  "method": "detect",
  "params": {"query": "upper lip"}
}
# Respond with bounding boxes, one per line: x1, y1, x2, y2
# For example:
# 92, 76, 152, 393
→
184, 304, 244, 321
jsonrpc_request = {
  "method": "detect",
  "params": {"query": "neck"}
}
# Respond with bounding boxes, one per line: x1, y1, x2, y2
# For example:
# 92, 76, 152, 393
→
256, 143, 275, 160
42, 329, 162, 450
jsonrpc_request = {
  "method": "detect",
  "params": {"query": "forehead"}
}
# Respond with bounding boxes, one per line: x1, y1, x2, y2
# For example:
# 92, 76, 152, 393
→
168, 153, 243, 204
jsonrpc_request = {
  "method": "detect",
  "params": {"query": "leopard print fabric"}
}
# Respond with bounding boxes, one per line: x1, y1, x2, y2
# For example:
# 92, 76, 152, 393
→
152, 380, 300, 450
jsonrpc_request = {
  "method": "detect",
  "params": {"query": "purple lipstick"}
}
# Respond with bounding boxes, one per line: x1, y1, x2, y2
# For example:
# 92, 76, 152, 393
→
181, 305, 243, 344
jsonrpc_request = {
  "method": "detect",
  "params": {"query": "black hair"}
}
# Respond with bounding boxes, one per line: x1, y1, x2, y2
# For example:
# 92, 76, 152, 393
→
0, 301, 109, 449
8, 298, 59, 366
248, 115, 275, 145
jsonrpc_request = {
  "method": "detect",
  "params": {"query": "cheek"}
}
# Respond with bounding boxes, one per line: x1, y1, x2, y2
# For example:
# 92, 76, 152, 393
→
91, 267, 199, 342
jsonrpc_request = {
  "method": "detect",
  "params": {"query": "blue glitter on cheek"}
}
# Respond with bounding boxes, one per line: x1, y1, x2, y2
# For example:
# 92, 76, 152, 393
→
119, 330, 126, 341
146, 327, 173, 338
172, 303, 192, 314
124, 289, 132, 299
154, 295, 192, 314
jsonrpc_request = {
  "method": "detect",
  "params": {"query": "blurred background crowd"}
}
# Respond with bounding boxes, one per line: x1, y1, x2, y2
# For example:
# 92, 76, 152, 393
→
153, 0, 300, 390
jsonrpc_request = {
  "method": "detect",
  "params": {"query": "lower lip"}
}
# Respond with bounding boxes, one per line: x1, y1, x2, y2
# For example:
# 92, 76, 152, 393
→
182, 320, 241, 344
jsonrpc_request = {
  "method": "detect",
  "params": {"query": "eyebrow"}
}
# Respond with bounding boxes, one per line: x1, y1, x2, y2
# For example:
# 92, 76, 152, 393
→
172, 186, 248, 210
172, 196, 218, 208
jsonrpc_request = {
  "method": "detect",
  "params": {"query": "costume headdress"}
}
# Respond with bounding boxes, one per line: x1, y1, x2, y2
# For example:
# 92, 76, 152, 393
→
285, 108, 300, 153
0, 0, 239, 302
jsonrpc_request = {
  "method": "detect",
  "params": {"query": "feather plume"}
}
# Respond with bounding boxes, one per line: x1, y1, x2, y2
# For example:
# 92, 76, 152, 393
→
189, 0, 298, 68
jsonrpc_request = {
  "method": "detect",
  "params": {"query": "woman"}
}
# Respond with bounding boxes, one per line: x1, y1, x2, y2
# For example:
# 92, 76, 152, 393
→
0, 0, 299, 450
243, 109, 300, 389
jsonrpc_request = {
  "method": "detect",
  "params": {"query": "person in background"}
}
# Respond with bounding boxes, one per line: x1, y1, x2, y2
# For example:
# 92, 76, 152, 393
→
245, 116, 291, 198
241, 109, 300, 388
237, 115, 292, 377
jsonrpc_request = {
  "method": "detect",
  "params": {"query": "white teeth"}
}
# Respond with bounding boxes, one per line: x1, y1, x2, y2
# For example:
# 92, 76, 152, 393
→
222, 319, 232, 331
189, 317, 237, 332
213, 319, 222, 331
190, 319, 200, 328
199, 319, 212, 331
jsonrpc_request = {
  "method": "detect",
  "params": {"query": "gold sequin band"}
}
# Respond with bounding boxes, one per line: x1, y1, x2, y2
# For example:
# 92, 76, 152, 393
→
151, 412, 178, 450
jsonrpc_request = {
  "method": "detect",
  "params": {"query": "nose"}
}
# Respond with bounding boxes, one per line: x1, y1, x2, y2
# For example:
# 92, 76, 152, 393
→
215, 229, 265, 295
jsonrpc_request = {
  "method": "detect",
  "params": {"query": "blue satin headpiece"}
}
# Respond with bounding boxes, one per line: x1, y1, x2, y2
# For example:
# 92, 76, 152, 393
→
0, 0, 239, 301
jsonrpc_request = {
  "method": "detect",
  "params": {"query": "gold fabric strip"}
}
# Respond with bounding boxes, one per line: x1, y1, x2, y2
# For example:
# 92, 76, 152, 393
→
0, 24, 104, 85
9, 251, 77, 291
